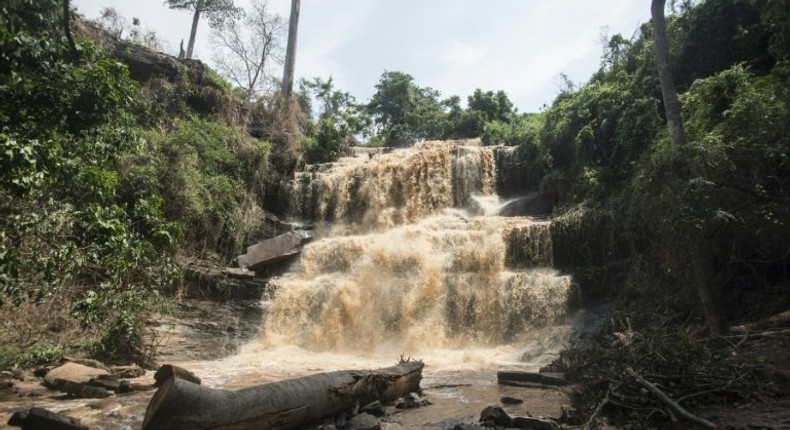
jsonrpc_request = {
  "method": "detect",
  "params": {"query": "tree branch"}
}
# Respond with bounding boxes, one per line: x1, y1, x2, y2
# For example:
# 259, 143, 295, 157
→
626, 368, 720, 429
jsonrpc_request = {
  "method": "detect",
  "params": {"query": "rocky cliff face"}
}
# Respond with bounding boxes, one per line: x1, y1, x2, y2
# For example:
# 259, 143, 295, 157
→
74, 19, 229, 115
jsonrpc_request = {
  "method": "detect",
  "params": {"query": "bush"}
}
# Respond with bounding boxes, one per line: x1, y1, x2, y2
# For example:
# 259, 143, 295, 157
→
127, 117, 270, 256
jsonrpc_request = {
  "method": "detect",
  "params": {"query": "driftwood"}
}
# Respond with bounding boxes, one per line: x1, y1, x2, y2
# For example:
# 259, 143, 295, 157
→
142, 360, 424, 430
626, 368, 719, 429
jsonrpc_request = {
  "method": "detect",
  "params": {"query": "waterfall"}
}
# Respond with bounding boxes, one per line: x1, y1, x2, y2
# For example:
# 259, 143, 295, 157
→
261, 140, 578, 360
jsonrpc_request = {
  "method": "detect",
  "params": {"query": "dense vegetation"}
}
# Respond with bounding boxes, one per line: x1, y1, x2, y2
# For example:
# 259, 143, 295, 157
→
534, 1, 789, 426
0, 0, 272, 367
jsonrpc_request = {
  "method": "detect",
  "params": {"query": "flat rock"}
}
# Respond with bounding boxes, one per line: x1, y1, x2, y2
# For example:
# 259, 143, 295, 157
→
497, 371, 568, 388
236, 230, 313, 271
44, 362, 109, 386
87, 374, 121, 392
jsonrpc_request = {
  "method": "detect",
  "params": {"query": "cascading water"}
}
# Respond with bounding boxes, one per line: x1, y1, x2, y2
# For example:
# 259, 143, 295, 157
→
0, 141, 583, 429
258, 139, 581, 367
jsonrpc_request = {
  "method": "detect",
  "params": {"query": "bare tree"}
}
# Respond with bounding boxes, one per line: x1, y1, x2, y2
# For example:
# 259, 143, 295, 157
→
97, 8, 168, 52
281, 0, 300, 98
210, 0, 285, 97
98, 7, 128, 39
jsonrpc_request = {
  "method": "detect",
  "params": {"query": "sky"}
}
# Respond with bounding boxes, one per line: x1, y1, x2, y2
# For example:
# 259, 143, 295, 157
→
72, 0, 651, 112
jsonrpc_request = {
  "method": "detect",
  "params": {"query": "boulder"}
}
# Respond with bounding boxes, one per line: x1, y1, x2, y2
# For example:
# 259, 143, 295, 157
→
44, 362, 108, 386
479, 406, 512, 427
87, 374, 122, 392
360, 400, 386, 417
50, 379, 111, 398
7, 407, 87, 430
497, 371, 568, 388
236, 230, 314, 271
348, 413, 380, 430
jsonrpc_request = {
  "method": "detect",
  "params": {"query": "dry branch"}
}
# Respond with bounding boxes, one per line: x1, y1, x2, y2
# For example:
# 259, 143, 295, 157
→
626, 367, 719, 429
142, 360, 424, 430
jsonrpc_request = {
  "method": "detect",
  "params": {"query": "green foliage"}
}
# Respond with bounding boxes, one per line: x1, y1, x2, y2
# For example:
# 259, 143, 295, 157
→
303, 118, 351, 164
528, 1, 790, 424
297, 76, 369, 163
367, 71, 447, 146
481, 112, 543, 146
448, 89, 515, 139
165, 0, 242, 28
0, 343, 65, 369
0, 0, 179, 364
206, 67, 233, 94
129, 117, 270, 255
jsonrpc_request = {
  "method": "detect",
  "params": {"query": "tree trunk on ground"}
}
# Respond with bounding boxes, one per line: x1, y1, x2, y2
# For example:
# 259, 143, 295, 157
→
281, 0, 300, 98
186, 0, 204, 59
651, 0, 726, 336
142, 361, 424, 430
651, 0, 685, 148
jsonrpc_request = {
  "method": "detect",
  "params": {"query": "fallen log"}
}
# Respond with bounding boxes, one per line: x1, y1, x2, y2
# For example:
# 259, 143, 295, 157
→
153, 364, 201, 387
142, 360, 424, 430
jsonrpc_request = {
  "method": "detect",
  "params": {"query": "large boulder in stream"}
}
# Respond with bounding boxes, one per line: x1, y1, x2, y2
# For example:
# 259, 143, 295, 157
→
236, 230, 313, 271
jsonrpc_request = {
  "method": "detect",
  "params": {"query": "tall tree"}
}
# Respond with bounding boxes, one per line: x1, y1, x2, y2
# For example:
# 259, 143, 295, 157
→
651, 0, 726, 335
651, 0, 685, 149
165, 0, 240, 59
281, 0, 300, 98
210, 0, 284, 97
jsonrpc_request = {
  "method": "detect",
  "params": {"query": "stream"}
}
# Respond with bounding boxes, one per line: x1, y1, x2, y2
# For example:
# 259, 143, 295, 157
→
1, 139, 594, 429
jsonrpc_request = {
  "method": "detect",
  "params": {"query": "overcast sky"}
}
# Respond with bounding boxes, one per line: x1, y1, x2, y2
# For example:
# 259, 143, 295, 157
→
73, 0, 651, 112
